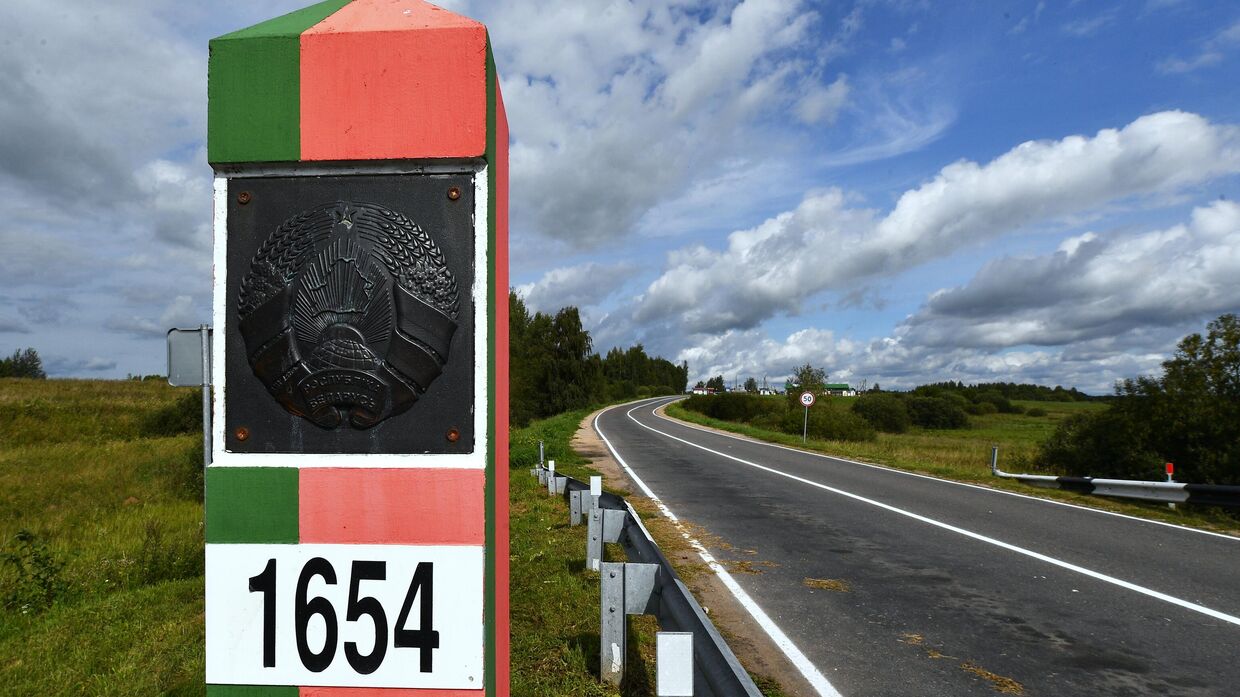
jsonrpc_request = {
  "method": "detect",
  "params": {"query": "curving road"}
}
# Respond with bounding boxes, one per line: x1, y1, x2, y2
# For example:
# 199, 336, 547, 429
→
595, 397, 1240, 696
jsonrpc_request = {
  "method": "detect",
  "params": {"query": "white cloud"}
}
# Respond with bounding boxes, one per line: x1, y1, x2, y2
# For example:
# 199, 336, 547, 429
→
1157, 19, 1240, 74
902, 200, 1240, 348
1061, 10, 1119, 38
105, 295, 199, 338
795, 75, 851, 125
515, 262, 637, 314
634, 111, 1240, 335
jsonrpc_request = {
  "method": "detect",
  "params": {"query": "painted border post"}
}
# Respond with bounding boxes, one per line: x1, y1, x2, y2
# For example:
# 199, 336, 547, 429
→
206, 1, 509, 695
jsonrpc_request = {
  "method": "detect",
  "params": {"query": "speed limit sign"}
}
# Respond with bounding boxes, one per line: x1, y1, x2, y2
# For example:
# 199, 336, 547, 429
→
800, 391, 816, 407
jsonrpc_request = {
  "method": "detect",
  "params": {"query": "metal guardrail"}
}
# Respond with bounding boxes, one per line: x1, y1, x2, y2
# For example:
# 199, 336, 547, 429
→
989, 446, 1240, 508
531, 457, 762, 697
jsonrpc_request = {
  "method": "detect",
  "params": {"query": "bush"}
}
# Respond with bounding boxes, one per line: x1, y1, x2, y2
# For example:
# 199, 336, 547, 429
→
851, 394, 910, 433
1026, 407, 1048, 417
141, 388, 204, 437
0, 530, 66, 613
975, 390, 1019, 414
1037, 410, 1161, 479
906, 396, 969, 429
966, 401, 998, 416
683, 393, 783, 423
780, 407, 875, 442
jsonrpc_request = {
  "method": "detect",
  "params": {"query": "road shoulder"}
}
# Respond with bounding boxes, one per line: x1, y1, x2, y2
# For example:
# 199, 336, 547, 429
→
572, 403, 819, 697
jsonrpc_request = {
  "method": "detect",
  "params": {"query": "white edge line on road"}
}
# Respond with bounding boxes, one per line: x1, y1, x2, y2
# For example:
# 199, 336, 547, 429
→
594, 401, 845, 697
628, 399, 1240, 628
652, 398, 1240, 543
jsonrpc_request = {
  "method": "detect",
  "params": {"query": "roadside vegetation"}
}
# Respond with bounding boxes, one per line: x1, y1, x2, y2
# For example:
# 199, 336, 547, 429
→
0, 378, 205, 694
510, 292, 688, 426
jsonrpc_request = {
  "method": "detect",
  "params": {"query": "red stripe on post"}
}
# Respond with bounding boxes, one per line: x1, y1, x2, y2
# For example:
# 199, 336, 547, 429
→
492, 80, 511, 696
299, 0, 488, 160
300, 468, 485, 545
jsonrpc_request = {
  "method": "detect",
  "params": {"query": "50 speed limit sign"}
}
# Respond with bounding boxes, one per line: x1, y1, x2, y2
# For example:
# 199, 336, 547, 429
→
800, 391, 816, 407
206, 544, 483, 688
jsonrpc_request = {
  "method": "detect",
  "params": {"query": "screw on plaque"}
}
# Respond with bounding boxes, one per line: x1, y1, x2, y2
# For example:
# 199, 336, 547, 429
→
237, 191, 252, 205
235, 426, 250, 442
446, 427, 461, 443
447, 186, 461, 201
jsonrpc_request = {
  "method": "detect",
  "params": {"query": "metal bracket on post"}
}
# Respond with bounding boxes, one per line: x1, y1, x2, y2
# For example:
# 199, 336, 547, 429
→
554, 476, 567, 495
600, 562, 661, 686
603, 508, 626, 543
547, 460, 557, 495
656, 632, 694, 696
570, 489, 584, 526
537, 468, 547, 486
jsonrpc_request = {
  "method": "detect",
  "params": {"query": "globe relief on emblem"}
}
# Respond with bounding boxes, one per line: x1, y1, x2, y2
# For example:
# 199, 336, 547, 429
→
237, 202, 459, 429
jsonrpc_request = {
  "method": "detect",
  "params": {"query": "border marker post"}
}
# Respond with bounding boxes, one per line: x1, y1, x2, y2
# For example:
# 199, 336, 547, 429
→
205, 1, 509, 693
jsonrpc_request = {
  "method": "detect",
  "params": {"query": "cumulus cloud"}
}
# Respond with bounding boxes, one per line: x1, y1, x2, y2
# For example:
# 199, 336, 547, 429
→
515, 261, 637, 314
480, 0, 858, 249
105, 295, 200, 338
635, 111, 1240, 335
901, 200, 1240, 348
671, 202, 1240, 393
43, 355, 119, 376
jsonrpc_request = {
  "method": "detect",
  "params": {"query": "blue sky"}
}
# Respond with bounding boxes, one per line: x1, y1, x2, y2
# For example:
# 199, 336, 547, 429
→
1, 0, 1238, 393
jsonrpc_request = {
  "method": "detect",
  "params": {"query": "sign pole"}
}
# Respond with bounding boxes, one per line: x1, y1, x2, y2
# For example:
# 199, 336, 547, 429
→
799, 391, 815, 443
200, 324, 211, 468
206, 2, 509, 693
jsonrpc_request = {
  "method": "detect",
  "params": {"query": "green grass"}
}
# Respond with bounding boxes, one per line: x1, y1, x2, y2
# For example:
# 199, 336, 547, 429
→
0, 379, 793, 694
508, 409, 661, 695
0, 378, 205, 695
668, 397, 1240, 534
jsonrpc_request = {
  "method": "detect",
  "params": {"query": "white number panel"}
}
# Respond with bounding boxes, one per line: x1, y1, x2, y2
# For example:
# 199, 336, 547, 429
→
206, 544, 484, 689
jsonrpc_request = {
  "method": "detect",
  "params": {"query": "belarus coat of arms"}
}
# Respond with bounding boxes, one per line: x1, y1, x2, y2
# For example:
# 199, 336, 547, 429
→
237, 201, 459, 430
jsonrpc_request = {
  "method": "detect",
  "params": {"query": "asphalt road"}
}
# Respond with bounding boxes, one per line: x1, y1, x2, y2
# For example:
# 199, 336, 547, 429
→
596, 397, 1240, 697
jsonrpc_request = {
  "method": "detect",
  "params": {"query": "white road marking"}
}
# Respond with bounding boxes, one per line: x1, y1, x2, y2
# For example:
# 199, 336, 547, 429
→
623, 399, 1240, 628
594, 403, 845, 697
651, 398, 1240, 542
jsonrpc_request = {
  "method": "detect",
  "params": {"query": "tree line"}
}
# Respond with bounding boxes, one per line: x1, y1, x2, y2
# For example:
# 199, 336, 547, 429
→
0, 349, 45, 379
509, 292, 688, 426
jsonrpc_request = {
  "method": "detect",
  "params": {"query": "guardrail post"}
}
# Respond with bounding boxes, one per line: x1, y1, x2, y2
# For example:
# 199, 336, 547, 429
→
990, 444, 999, 475
537, 467, 547, 486
547, 460, 557, 495
570, 490, 584, 526
555, 476, 567, 495
587, 505, 603, 571
539, 439, 545, 466
600, 562, 627, 685
599, 561, 661, 686
656, 632, 694, 696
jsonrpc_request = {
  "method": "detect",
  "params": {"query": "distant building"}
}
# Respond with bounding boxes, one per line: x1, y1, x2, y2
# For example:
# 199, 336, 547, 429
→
825, 383, 856, 397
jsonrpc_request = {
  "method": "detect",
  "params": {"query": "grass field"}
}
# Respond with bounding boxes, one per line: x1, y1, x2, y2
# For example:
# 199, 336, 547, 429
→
0, 378, 204, 695
667, 396, 1240, 533
0, 379, 667, 695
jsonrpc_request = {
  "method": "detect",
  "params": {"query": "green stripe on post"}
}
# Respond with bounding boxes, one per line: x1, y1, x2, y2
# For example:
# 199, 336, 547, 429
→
484, 34, 498, 696
207, 686, 298, 697
206, 468, 299, 544
207, 0, 353, 163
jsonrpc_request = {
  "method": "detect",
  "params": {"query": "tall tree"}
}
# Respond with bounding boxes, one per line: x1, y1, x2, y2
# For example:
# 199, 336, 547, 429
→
743, 377, 758, 393
0, 348, 46, 379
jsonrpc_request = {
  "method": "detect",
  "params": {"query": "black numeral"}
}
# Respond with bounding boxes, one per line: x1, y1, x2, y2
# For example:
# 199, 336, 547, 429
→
345, 561, 388, 674
248, 558, 277, 668
295, 557, 339, 672
394, 561, 440, 673
250, 557, 438, 675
